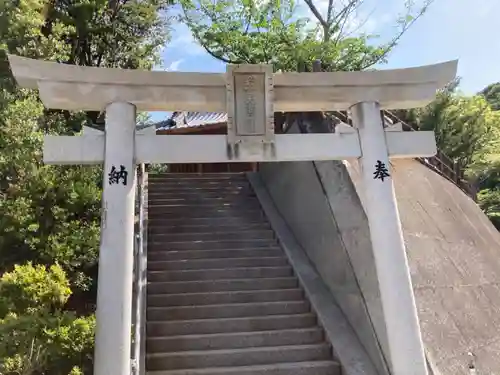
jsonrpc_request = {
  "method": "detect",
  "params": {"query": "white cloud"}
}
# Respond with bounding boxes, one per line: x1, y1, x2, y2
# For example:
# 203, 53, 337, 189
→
168, 23, 206, 57
167, 59, 184, 71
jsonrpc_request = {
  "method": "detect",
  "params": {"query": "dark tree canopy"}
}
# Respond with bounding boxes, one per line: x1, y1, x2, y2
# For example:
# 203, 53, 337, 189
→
0, 1, 172, 373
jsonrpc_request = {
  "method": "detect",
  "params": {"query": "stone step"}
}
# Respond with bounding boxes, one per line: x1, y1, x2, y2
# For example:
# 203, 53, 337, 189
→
149, 239, 278, 251
150, 173, 247, 179
146, 344, 332, 370
149, 173, 247, 181
148, 186, 254, 194
149, 196, 255, 204
148, 248, 283, 262
149, 217, 265, 227
147, 288, 304, 307
148, 196, 260, 205
147, 277, 298, 294
147, 266, 293, 283
148, 209, 263, 219
147, 300, 310, 321
146, 360, 340, 375
148, 185, 251, 193
147, 327, 323, 352
149, 179, 250, 187
148, 223, 270, 235
148, 201, 261, 211
147, 313, 317, 336
148, 189, 253, 197
148, 257, 288, 271
145, 175, 337, 374
149, 230, 275, 244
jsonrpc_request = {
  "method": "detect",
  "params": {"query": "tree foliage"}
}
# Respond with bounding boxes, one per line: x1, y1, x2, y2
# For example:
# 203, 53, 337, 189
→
474, 83, 500, 229
0, 0, 172, 288
180, 0, 435, 72
395, 80, 500, 174
398, 80, 500, 229
43, 0, 171, 69
0, 93, 101, 294
0, 311, 95, 375
419, 95, 500, 173
480, 82, 500, 111
0, 0, 172, 372
0, 263, 71, 316
387, 79, 500, 230
0, 263, 95, 375
0, 0, 171, 68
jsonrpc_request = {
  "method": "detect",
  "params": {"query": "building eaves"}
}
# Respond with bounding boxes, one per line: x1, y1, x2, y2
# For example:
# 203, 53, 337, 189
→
155, 112, 228, 130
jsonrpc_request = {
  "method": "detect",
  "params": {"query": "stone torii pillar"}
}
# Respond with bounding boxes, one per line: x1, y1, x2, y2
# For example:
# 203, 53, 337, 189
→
7, 55, 457, 375
351, 102, 426, 374
94, 102, 137, 375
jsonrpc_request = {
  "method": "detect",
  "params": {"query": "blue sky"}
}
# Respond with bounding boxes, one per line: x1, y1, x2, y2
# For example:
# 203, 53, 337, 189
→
153, 0, 499, 122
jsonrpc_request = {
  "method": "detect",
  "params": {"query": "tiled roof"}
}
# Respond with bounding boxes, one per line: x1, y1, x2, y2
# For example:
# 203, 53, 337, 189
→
156, 112, 228, 130
153, 111, 401, 133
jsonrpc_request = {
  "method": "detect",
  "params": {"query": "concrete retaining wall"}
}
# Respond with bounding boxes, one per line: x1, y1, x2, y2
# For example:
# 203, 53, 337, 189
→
258, 160, 390, 375
347, 158, 500, 374
259, 155, 500, 375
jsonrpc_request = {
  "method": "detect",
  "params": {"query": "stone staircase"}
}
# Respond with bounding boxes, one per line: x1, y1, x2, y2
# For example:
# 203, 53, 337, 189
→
146, 173, 341, 375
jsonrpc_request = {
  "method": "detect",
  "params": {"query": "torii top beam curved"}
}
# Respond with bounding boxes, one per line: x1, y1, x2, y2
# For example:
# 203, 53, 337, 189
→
8, 55, 457, 112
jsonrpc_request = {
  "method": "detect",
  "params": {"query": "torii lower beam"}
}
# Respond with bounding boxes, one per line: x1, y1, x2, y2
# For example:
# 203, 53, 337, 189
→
42, 131, 437, 165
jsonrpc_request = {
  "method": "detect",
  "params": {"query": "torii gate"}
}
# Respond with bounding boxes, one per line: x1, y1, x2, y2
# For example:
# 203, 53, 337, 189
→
8, 55, 457, 375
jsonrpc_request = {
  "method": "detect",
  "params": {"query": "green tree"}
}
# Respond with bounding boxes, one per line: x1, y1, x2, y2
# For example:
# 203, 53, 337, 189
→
427, 95, 500, 173
402, 80, 500, 229
42, 0, 170, 69
0, 93, 102, 295
0, 0, 171, 296
403, 81, 500, 174
0, 263, 95, 375
474, 83, 500, 227
0, 0, 172, 372
0, 263, 71, 316
178, 0, 436, 133
179, 0, 435, 72
480, 82, 500, 111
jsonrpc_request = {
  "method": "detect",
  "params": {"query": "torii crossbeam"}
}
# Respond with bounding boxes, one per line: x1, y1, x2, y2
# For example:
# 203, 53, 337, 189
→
8, 54, 457, 375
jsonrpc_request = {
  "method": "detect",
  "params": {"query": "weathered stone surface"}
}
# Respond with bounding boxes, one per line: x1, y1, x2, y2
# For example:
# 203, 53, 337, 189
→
259, 155, 500, 375
346, 158, 500, 375
8, 54, 457, 112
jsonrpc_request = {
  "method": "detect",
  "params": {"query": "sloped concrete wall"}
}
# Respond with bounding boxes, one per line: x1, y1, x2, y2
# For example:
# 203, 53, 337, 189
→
347, 158, 500, 375
258, 160, 390, 375
260, 155, 500, 375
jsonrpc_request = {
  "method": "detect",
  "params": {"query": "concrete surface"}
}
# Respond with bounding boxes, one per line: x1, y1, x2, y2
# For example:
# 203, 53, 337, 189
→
9, 54, 457, 112
249, 172, 381, 375
346, 158, 500, 375
258, 160, 391, 375
259, 155, 500, 375
350, 101, 428, 375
